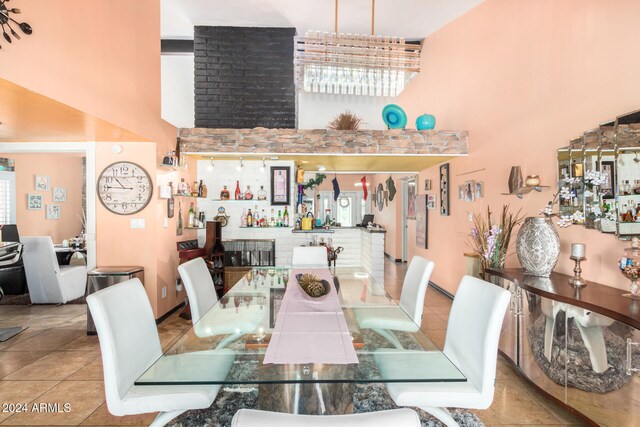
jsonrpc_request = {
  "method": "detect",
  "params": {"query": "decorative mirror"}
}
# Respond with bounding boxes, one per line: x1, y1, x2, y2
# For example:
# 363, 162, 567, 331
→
377, 183, 384, 211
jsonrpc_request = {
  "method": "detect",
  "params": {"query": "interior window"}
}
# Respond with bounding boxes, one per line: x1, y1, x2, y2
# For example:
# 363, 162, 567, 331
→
0, 171, 16, 224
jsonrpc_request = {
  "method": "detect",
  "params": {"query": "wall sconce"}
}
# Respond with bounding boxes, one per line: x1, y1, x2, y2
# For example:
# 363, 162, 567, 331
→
206, 157, 214, 172
259, 158, 266, 173
236, 157, 244, 172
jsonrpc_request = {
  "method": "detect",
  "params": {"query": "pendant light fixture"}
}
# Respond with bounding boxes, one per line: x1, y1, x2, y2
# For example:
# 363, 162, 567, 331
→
294, 0, 421, 97
0, 0, 33, 50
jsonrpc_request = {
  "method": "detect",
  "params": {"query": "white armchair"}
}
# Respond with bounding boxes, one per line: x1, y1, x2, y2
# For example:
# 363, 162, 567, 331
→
292, 246, 328, 267
21, 236, 86, 304
375, 275, 511, 427
87, 278, 235, 427
231, 408, 421, 426
354, 256, 435, 348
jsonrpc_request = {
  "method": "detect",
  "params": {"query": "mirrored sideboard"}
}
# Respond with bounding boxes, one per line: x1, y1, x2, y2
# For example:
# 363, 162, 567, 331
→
557, 110, 640, 239
486, 268, 640, 427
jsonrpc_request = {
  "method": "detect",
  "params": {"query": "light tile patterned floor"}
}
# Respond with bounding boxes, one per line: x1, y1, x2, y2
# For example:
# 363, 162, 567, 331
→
0, 259, 585, 426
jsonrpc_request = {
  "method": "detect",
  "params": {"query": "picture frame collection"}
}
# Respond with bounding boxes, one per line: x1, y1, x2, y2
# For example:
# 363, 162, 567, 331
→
29, 175, 66, 220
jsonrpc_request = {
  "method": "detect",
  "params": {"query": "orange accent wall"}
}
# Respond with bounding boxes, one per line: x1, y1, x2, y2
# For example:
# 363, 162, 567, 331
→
399, 0, 640, 294
8, 153, 83, 243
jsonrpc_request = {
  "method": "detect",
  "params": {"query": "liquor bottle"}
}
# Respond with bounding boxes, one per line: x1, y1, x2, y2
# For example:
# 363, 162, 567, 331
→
176, 202, 183, 235
283, 206, 289, 227
235, 180, 242, 200
257, 185, 267, 200
325, 209, 331, 226
192, 181, 199, 197
241, 208, 247, 227
269, 209, 276, 227
188, 202, 196, 227
198, 180, 204, 197
277, 210, 283, 227
201, 183, 208, 198
261, 209, 267, 227
253, 207, 260, 226
220, 185, 230, 200
247, 209, 253, 227
245, 185, 254, 200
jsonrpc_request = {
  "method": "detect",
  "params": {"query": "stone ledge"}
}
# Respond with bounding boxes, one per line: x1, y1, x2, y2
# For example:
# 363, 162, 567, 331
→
179, 128, 468, 156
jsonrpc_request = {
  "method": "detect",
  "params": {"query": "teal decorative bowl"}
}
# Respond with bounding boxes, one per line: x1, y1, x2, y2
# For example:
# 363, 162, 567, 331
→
382, 104, 407, 129
416, 114, 436, 130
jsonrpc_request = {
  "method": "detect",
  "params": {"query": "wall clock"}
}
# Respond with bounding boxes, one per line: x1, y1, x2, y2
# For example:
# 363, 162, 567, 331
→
97, 161, 153, 215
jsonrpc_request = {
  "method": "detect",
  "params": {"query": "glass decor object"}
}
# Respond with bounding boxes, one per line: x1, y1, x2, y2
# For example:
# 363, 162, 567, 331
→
244, 185, 253, 200
294, 31, 421, 97
620, 237, 640, 299
257, 185, 267, 200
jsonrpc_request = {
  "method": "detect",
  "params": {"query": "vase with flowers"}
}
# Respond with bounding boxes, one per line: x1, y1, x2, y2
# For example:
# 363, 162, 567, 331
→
468, 205, 524, 278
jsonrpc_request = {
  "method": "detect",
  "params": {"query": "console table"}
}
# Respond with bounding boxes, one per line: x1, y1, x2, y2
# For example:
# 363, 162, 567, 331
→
485, 268, 640, 427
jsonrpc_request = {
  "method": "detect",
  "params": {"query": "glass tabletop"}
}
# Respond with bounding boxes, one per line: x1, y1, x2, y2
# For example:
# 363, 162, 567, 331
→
136, 267, 466, 385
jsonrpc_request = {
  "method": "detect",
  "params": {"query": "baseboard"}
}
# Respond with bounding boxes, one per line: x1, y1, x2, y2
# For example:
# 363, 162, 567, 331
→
156, 301, 186, 324
384, 252, 403, 263
429, 281, 454, 300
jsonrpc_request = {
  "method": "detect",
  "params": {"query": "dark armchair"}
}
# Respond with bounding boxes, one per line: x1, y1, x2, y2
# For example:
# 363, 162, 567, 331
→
0, 224, 28, 295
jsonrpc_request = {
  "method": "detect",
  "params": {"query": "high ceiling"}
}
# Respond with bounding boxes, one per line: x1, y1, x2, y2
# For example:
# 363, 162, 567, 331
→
161, 0, 484, 39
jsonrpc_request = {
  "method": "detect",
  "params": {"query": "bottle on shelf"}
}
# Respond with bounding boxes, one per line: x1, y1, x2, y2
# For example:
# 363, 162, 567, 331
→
235, 181, 242, 200
283, 206, 289, 227
201, 182, 208, 198
198, 180, 204, 197
276, 210, 283, 227
257, 185, 267, 201
192, 181, 199, 197
253, 207, 260, 226
260, 209, 267, 227
245, 185, 254, 200
325, 209, 331, 226
220, 185, 230, 200
247, 209, 253, 227
269, 209, 276, 227
176, 202, 183, 235
188, 202, 196, 227
241, 208, 247, 227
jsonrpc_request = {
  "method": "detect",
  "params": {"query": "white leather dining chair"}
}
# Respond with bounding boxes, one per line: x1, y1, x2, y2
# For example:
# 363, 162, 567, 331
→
87, 278, 234, 427
354, 256, 434, 348
178, 257, 264, 348
292, 246, 328, 267
375, 275, 511, 427
21, 236, 87, 304
231, 408, 421, 426
178, 257, 218, 323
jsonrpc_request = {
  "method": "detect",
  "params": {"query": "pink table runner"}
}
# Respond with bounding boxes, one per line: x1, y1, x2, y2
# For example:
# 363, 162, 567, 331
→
263, 268, 358, 364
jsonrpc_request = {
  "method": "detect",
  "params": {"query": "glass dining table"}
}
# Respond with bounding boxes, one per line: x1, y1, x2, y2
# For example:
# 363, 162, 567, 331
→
136, 267, 466, 414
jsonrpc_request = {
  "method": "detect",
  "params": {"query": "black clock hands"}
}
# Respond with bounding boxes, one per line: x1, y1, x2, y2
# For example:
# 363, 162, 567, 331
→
113, 177, 133, 190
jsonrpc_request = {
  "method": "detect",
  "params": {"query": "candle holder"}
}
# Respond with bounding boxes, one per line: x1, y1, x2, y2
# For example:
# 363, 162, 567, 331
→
568, 255, 587, 287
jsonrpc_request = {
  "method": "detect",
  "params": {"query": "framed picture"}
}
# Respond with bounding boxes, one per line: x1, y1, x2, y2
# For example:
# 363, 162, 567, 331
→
270, 166, 290, 206
45, 204, 61, 220
600, 161, 615, 198
440, 163, 450, 216
406, 177, 417, 219
27, 193, 43, 210
53, 187, 66, 202
35, 175, 50, 191
475, 181, 484, 199
458, 185, 465, 200
427, 193, 437, 210
464, 180, 475, 202
415, 194, 428, 249
424, 179, 432, 191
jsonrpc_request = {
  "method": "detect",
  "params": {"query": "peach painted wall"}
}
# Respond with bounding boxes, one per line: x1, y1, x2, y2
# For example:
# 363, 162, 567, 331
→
0, 2, 193, 318
7, 153, 83, 242
399, 0, 640, 294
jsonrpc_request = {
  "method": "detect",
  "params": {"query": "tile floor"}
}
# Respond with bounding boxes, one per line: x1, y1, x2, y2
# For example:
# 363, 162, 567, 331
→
0, 259, 585, 426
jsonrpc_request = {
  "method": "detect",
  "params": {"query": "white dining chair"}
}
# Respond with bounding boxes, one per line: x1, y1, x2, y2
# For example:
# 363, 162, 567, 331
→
87, 278, 235, 427
292, 246, 328, 267
178, 257, 218, 323
375, 275, 511, 427
231, 408, 421, 426
21, 236, 87, 304
354, 256, 434, 348
178, 257, 264, 348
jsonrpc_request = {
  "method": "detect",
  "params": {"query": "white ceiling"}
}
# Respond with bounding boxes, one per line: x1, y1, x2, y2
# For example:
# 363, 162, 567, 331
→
161, 0, 484, 39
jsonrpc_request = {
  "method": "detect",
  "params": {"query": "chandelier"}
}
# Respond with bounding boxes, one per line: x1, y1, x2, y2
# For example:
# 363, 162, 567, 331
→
0, 0, 32, 50
293, 1, 421, 97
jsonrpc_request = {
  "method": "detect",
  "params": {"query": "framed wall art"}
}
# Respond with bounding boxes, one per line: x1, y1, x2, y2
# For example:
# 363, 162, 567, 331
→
53, 187, 66, 202
439, 163, 450, 216
464, 180, 475, 202
27, 193, 43, 210
270, 166, 291, 206
426, 193, 437, 210
415, 194, 428, 249
46, 204, 61, 220
35, 175, 49, 191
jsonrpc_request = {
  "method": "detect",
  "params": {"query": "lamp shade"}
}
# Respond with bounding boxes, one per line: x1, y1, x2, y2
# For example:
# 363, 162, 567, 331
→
382, 104, 408, 129
416, 114, 436, 130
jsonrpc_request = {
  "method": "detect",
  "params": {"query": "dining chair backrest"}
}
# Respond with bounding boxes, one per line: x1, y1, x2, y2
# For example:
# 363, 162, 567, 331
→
87, 278, 162, 411
399, 256, 435, 324
232, 408, 421, 426
443, 275, 510, 407
21, 236, 62, 302
291, 246, 327, 268
178, 257, 219, 323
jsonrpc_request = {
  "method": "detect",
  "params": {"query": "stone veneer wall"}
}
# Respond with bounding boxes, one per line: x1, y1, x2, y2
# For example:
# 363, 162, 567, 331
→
179, 128, 468, 155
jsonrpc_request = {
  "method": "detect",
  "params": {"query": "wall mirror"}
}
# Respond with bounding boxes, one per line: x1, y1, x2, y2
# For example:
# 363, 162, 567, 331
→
557, 110, 640, 239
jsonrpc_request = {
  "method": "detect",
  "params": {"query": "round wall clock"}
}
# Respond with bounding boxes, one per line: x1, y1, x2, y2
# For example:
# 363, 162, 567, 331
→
97, 161, 153, 215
